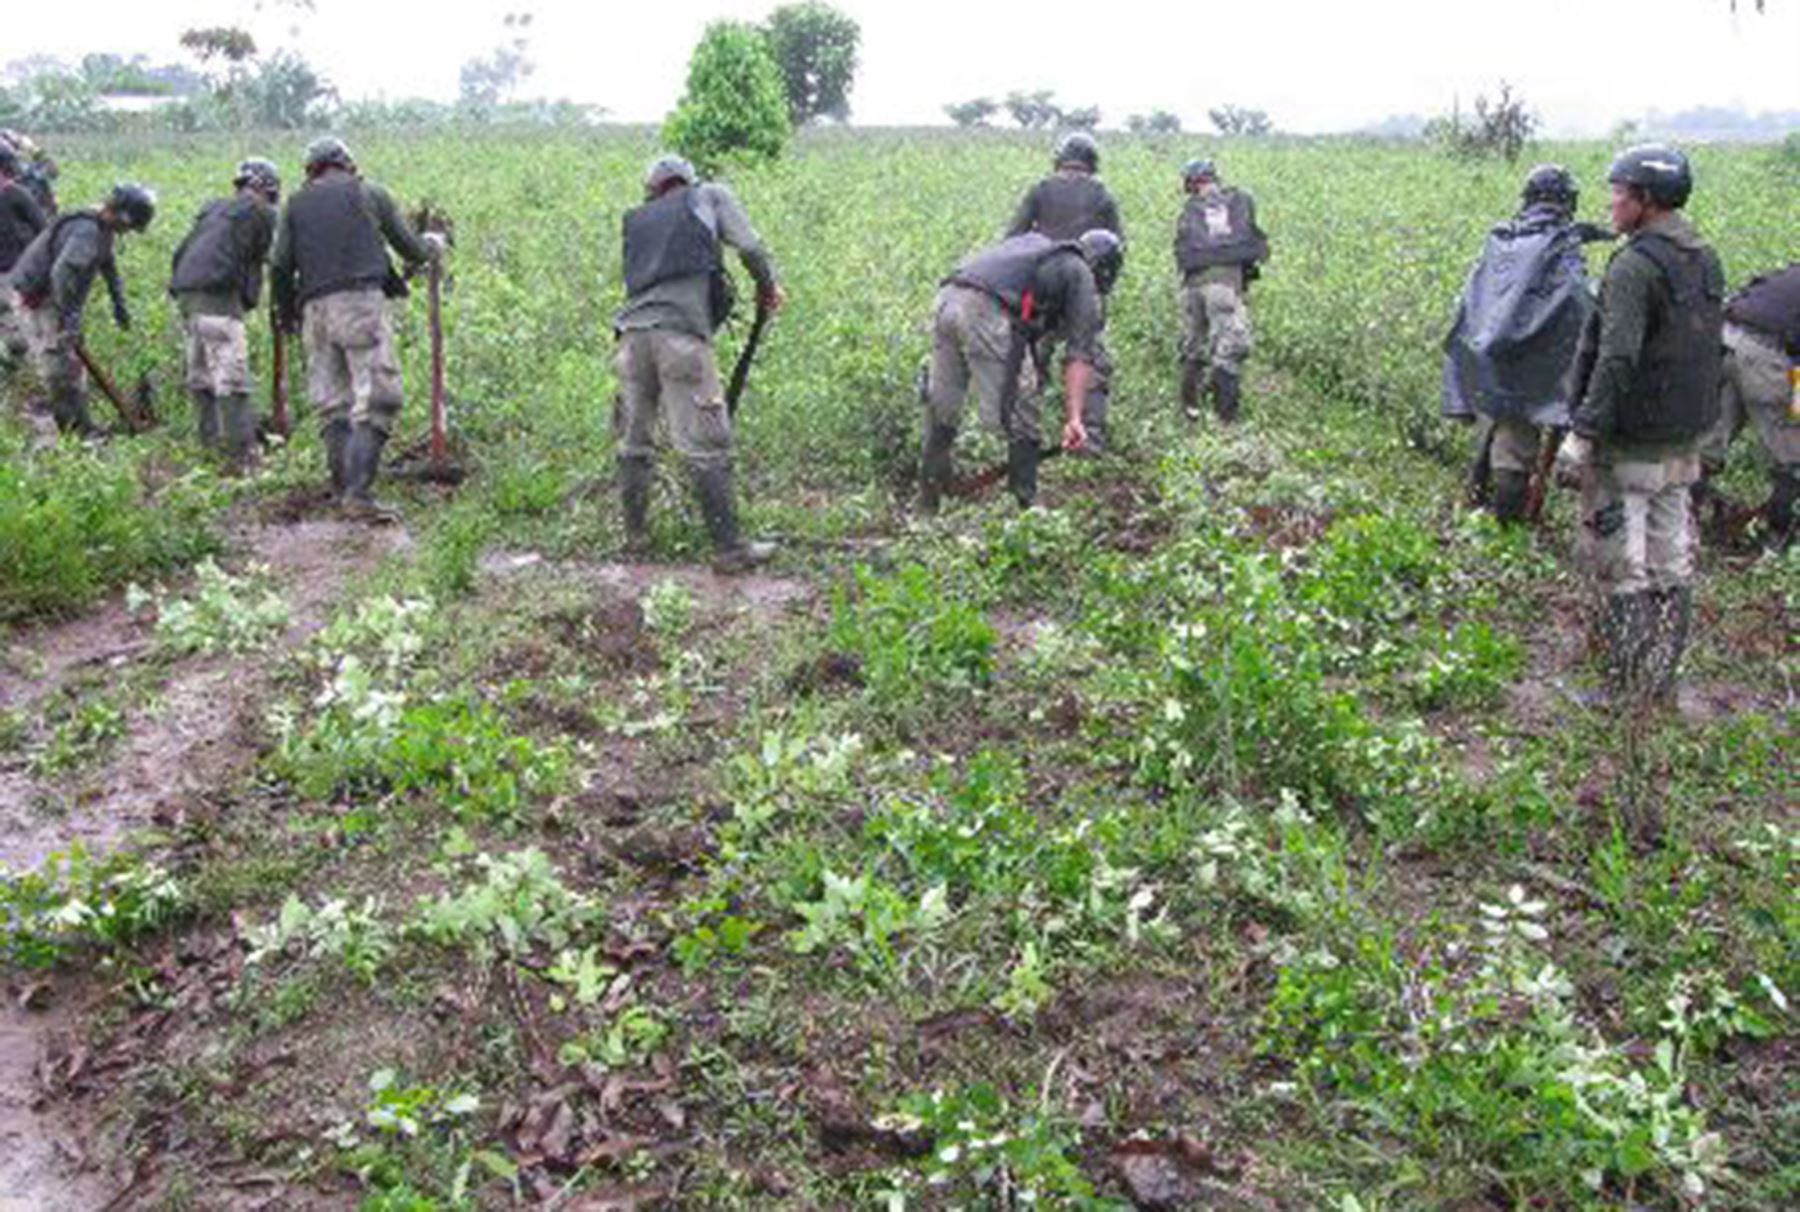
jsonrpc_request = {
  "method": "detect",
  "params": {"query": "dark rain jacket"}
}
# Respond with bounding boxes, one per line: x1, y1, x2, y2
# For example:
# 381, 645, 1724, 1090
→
945, 233, 1103, 363
1441, 203, 1595, 428
169, 192, 277, 316
270, 170, 430, 318
7, 209, 125, 331
1725, 265, 1800, 357
1175, 186, 1267, 275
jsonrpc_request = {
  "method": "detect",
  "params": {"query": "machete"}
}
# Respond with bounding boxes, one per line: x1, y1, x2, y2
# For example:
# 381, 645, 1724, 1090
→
725, 295, 774, 417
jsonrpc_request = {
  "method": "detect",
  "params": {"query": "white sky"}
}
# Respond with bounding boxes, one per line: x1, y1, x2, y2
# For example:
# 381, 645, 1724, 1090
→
8, 0, 1799, 135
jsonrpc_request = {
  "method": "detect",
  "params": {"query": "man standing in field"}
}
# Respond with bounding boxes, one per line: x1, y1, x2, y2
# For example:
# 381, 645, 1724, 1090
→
1556, 145, 1723, 704
1442, 165, 1608, 525
1697, 264, 1799, 552
1005, 132, 1124, 453
6, 183, 155, 435
168, 158, 280, 470
919, 228, 1121, 511
0, 143, 49, 374
271, 137, 440, 523
614, 155, 784, 574
1174, 157, 1267, 423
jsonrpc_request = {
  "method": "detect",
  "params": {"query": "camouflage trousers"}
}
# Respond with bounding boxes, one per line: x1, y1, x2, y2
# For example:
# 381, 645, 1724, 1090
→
1179, 266, 1252, 375
1474, 414, 1545, 475
303, 288, 404, 435
19, 300, 83, 403
0, 288, 29, 371
1579, 451, 1699, 596
613, 328, 732, 470
182, 312, 253, 397
1702, 322, 1800, 474
926, 284, 1040, 443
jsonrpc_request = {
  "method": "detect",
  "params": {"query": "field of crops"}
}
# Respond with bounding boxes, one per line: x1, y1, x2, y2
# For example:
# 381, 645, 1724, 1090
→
0, 127, 1795, 1211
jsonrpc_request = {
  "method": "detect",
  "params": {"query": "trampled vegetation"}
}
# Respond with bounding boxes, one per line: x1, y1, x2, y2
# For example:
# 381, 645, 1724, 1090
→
0, 128, 1794, 1210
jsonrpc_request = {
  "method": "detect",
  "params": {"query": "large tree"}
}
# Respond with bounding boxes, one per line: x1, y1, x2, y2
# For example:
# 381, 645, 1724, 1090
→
762, 2, 860, 124
664, 21, 790, 172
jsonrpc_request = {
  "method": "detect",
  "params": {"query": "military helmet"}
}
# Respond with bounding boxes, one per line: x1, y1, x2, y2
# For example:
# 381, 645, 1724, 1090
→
1075, 228, 1124, 293
234, 157, 281, 198
1521, 163, 1577, 210
1607, 143, 1692, 209
1182, 157, 1217, 184
644, 154, 697, 195
1054, 131, 1099, 171
107, 182, 157, 231
303, 136, 355, 174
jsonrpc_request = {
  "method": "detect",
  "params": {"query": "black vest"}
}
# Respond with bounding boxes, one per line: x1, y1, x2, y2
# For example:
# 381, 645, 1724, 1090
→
0, 183, 44, 274
170, 195, 268, 297
947, 233, 1081, 329
1726, 265, 1800, 355
7, 210, 108, 304
1622, 232, 1725, 444
1176, 188, 1267, 273
622, 191, 722, 298
1027, 174, 1114, 241
283, 175, 392, 305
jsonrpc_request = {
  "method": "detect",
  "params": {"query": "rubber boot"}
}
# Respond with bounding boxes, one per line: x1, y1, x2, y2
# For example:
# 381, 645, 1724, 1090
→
341, 423, 401, 525
1179, 360, 1205, 422
1645, 586, 1692, 708
694, 463, 775, 575
1211, 368, 1242, 425
1601, 592, 1654, 704
220, 393, 259, 472
50, 382, 97, 437
1078, 384, 1109, 457
191, 388, 221, 450
918, 423, 958, 516
323, 418, 352, 497
1764, 468, 1797, 553
618, 455, 653, 558
1006, 439, 1040, 509
1491, 469, 1531, 527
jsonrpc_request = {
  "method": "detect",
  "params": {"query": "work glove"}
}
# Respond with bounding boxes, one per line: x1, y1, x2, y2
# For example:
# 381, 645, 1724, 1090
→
1554, 433, 1592, 489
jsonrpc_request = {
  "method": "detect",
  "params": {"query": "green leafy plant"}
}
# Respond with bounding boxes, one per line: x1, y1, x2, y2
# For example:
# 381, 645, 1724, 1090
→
129, 558, 289, 655
662, 20, 789, 173
410, 849, 599, 963
829, 563, 996, 708
0, 844, 184, 967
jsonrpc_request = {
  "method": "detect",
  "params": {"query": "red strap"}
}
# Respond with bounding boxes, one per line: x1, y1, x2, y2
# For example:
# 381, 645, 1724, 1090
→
1020, 290, 1034, 324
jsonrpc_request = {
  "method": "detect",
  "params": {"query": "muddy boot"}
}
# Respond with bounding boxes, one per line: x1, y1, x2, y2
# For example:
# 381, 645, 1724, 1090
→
1764, 467, 1797, 553
1078, 384, 1109, 457
1180, 360, 1205, 422
618, 454, 653, 558
1491, 469, 1531, 527
50, 386, 97, 437
341, 424, 401, 525
1211, 368, 1242, 425
918, 423, 957, 515
220, 393, 259, 472
1645, 585, 1693, 708
1006, 438, 1040, 509
694, 463, 775, 575
1600, 591, 1655, 705
323, 418, 352, 497
191, 388, 221, 450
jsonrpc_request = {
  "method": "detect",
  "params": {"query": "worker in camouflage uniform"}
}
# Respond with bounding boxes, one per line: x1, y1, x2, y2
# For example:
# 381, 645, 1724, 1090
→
614, 155, 785, 574
6, 183, 155, 434
168, 158, 280, 468
271, 137, 440, 523
1174, 157, 1267, 423
1556, 145, 1723, 704
920, 228, 1122, 510
1005, 132, 1124, 453
1697, 264, 1800, 551
1442, 165, 1611, 524
0, 143, 49, 373
0, 130, 57, 217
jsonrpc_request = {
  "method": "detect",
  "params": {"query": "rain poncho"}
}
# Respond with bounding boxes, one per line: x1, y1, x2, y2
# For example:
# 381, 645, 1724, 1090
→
1442, 204, 1594, 427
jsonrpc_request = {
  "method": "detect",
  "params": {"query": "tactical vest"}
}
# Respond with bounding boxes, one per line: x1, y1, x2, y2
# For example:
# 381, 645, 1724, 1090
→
7, 210, 107, 305
947, 233, 1082, 330
1176, 188, 1267, 274
170, 195, 267, 297
623, 191, 723, 297
284, 175, 393, 305
1027, 174, 1115, 241
1618, 231, 1725, 444
0, 183, 44, 274
1726, 265, 1800, 354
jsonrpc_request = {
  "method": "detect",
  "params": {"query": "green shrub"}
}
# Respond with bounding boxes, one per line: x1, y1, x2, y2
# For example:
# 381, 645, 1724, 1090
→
662, 21, 789, 173
828, 563, 996, 708
0, 844, 184, 967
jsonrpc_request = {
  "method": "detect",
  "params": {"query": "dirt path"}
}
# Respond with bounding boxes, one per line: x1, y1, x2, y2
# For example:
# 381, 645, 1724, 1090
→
0, 516, 409, 1210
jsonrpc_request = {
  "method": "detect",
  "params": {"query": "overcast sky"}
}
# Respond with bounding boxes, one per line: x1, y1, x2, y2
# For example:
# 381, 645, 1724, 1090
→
9, 0, 1798, 134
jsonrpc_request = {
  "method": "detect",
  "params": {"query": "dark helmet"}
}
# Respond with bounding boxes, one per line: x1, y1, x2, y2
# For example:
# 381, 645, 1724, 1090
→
1607, 143, 1692, 209
234, 156, 281, 199
1521, 163, 1577, 210
1076, 228, 1124, 293
1054, 131, 1099, 171
1182, 157, 1217, 185
106, 182, 157, 231
303, 136, 355, 175
644, 154, 697, 196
